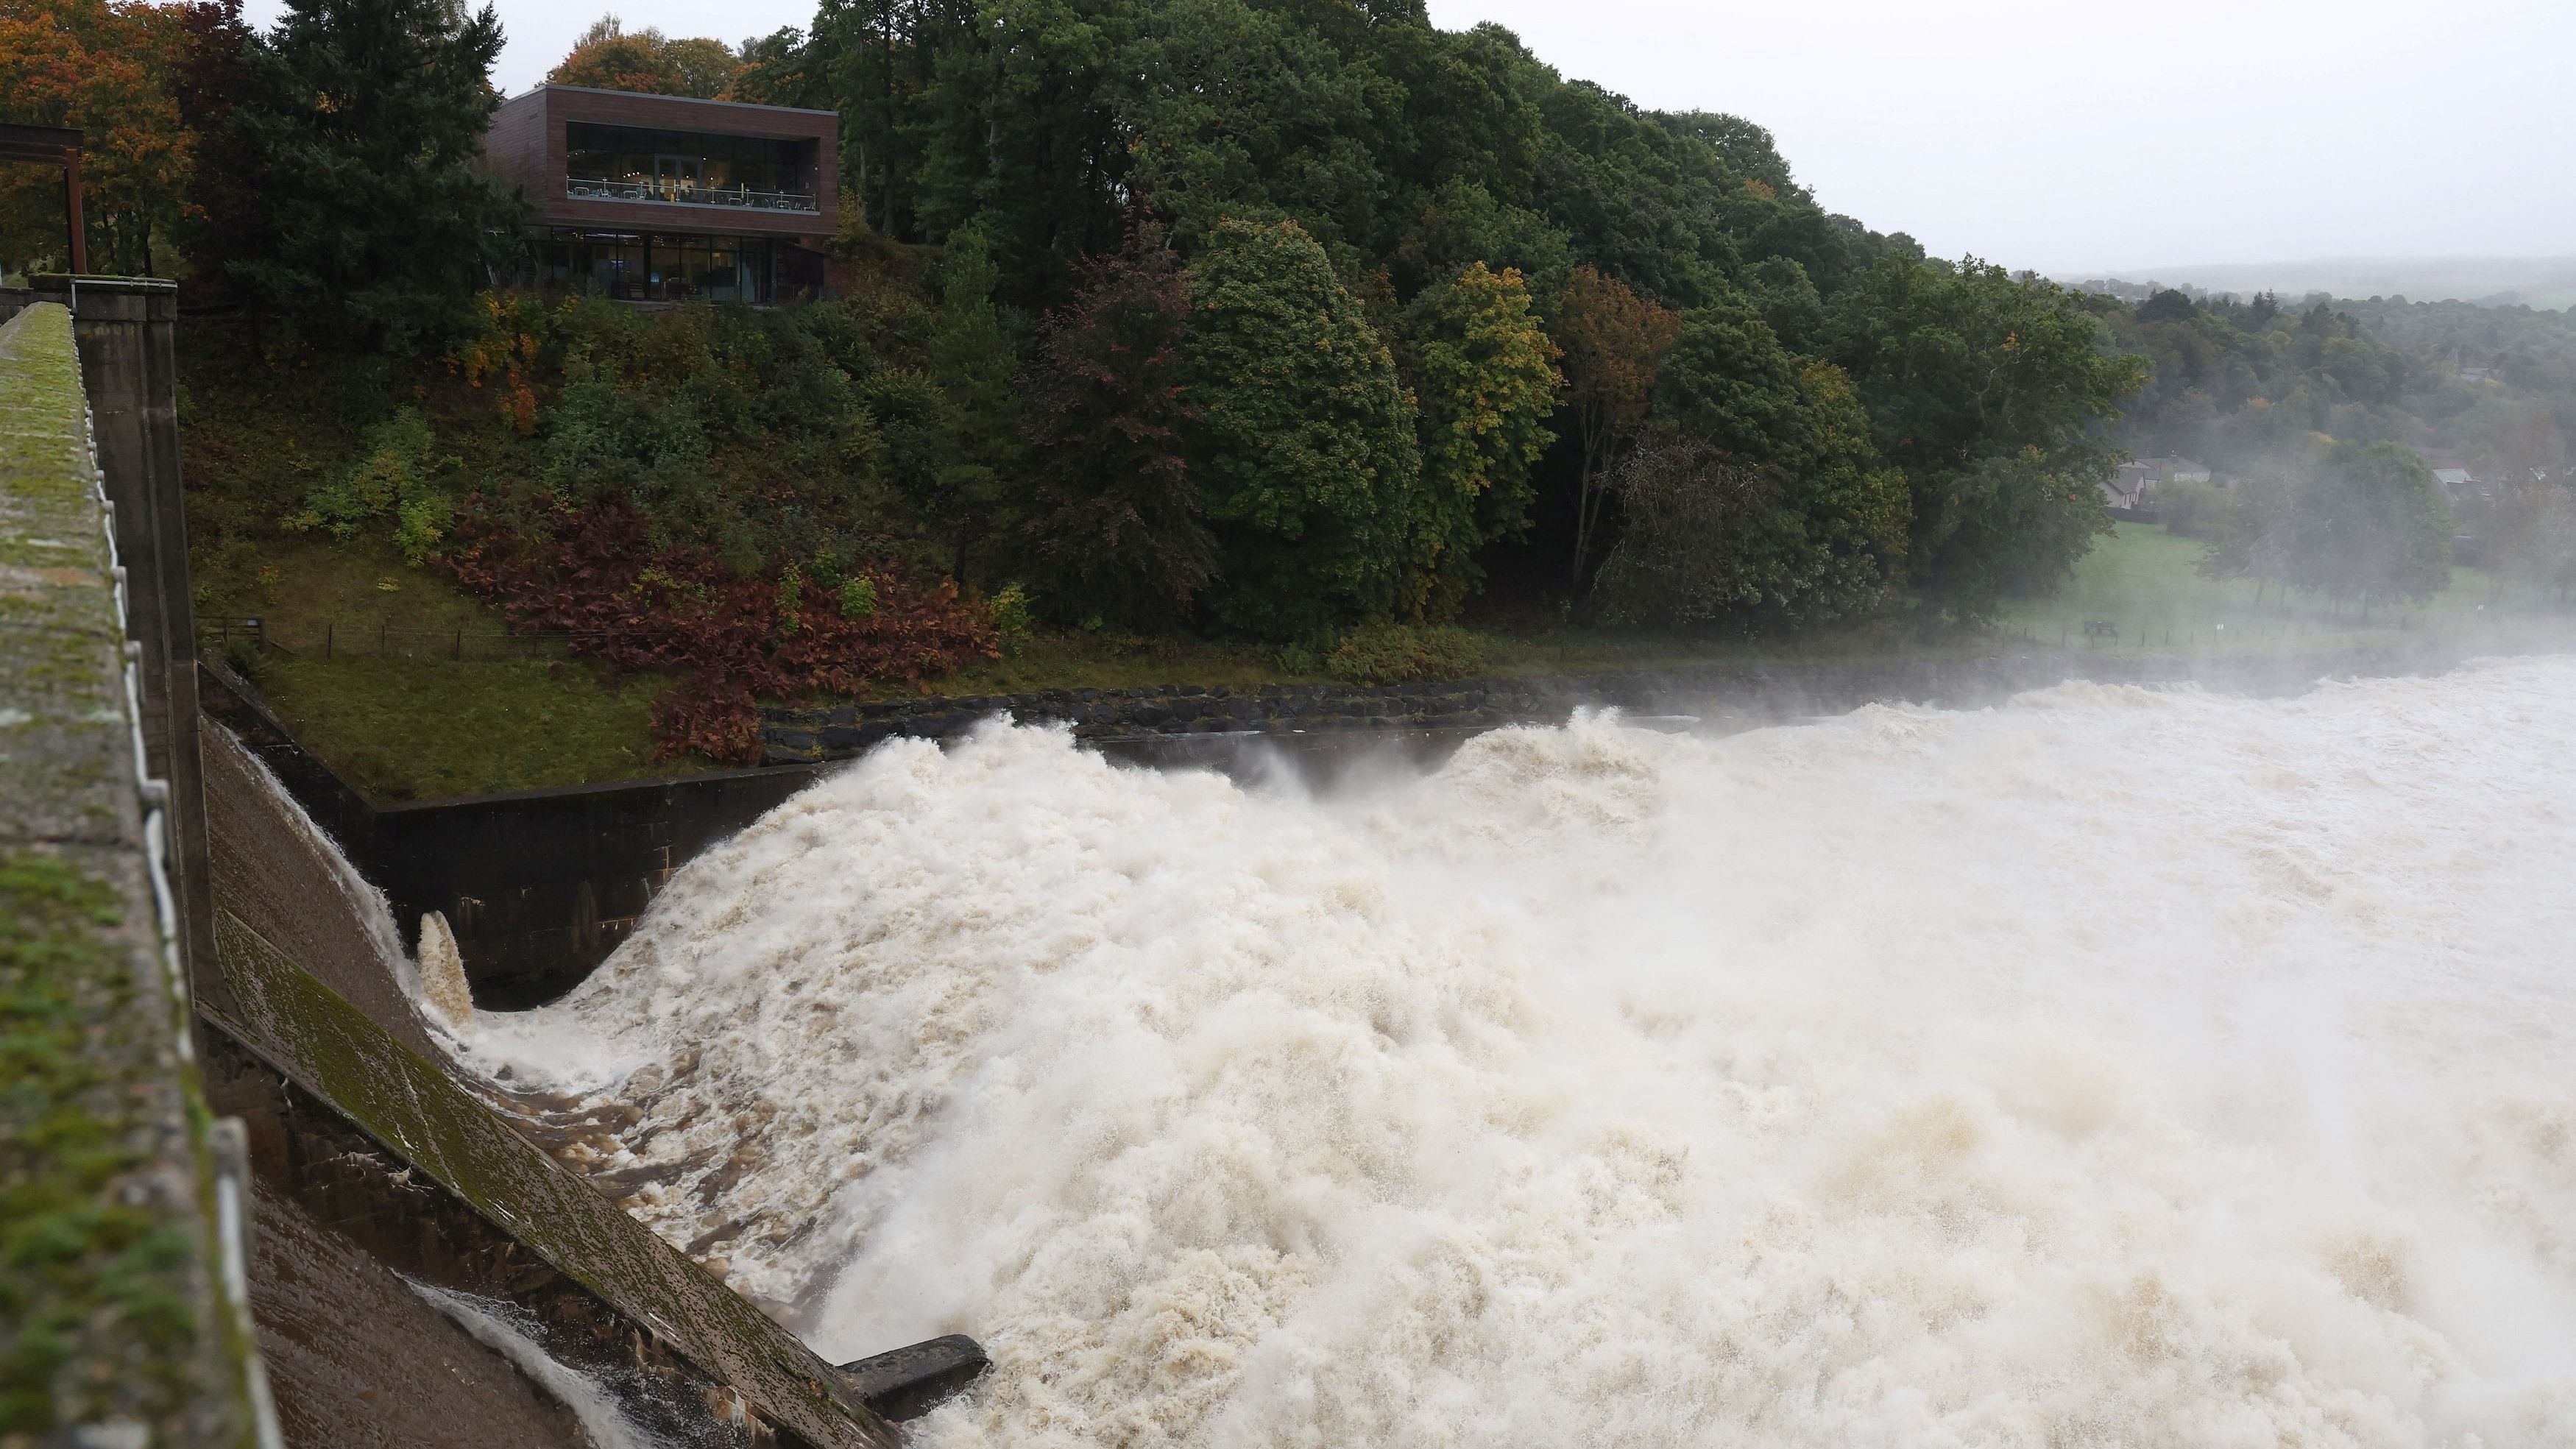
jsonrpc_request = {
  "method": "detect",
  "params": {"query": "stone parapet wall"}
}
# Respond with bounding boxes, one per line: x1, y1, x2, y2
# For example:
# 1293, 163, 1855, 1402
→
0, 300, 259, 1445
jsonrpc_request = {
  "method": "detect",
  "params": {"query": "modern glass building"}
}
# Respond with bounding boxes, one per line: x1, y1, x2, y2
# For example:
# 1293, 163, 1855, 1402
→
484, 86, 838, 305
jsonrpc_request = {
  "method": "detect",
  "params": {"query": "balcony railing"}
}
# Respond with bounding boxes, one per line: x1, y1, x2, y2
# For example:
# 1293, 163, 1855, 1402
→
565, 175, 818, 214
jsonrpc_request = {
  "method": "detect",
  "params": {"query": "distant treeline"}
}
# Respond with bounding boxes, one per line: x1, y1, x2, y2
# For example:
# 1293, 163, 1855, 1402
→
2105, 286, 2576, 483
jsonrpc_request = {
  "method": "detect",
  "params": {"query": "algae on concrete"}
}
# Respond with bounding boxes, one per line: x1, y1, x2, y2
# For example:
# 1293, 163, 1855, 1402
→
209, 912, 899, 1449
0, 299, 255, 1444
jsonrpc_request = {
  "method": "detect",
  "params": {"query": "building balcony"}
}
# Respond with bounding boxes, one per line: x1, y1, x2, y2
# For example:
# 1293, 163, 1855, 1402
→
565, 175, 818, 214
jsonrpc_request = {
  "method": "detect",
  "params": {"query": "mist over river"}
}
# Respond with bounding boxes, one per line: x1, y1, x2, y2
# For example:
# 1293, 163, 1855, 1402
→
452, 659, 2576, 1447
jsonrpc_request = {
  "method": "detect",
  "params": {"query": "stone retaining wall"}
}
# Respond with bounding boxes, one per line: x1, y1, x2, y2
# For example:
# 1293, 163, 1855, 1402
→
759, 677, 1593, 763
757, 648, 2463, 768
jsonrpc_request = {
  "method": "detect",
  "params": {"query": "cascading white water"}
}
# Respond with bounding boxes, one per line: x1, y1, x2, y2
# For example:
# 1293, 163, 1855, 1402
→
453, 658, 2576, 1447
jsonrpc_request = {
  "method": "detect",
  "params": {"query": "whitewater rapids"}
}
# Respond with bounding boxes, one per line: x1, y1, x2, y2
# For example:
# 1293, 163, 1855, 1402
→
453, 659, 2576, 1447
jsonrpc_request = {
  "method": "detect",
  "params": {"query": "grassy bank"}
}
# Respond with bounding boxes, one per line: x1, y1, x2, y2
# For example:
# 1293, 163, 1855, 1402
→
194, 534, 689, 800
1999, 520, 2576, 657
197, 521, 2576, 802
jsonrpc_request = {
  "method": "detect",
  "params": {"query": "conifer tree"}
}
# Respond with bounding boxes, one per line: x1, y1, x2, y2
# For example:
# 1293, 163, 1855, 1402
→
224, 0, 520, 350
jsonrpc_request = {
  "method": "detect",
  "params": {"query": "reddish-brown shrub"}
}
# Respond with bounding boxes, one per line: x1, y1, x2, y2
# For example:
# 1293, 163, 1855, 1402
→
446, 504, 997, 762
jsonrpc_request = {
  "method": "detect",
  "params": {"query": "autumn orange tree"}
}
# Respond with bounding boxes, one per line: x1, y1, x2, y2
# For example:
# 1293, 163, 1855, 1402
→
0, 0, 191, 277
548, 17, 743, 98
1555, 265, 1680, 589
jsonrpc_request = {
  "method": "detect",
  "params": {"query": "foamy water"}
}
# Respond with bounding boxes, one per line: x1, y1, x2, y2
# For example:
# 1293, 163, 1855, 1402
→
456, 659, 2576, 1447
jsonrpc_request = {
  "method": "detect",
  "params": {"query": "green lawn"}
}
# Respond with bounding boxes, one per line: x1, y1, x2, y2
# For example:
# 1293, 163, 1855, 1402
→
225, 651, 678, 801
194, 536, 688, 800
1998, 520, 2576, 656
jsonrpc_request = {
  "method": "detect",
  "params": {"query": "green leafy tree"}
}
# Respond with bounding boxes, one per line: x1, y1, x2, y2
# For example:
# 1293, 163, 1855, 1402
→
2202, 444, 2452, 615
224, 0, 520, 350
1115, 0, 1401, 266
1599, 333, 1906, 627
729, 25, 827, 107
1826, 256, 2144, 623
1183, 216, 1420, 637
1400, 261, 1560, 616
2134, 287, 2195, 325
1652, 303, 1804, 456
1019, 226, 1215, 628
902, 0, 1136, 308
2298, 440, 2452, 615
2200, 472, 2305, 605
1389, 177, 1573, 303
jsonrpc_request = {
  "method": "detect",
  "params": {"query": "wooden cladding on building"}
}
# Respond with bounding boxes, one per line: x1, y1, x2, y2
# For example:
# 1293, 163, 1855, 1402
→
484, 85, 838, 240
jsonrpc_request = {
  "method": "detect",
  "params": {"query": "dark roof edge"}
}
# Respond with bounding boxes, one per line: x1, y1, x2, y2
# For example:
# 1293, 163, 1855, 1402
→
519, 82, 838, 119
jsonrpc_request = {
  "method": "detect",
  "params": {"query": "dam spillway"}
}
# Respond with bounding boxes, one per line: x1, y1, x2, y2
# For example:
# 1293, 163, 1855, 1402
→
448, 666, 2576, 1446
15, 272, 2576, 1445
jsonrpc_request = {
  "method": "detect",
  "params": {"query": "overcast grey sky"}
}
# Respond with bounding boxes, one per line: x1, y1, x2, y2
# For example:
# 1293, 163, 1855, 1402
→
258, 0, 2575, 277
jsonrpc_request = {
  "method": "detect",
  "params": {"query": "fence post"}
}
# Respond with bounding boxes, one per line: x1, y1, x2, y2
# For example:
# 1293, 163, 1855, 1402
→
454, 627, 462, 660
379, 620, 387, 656
326, 622, 333, 659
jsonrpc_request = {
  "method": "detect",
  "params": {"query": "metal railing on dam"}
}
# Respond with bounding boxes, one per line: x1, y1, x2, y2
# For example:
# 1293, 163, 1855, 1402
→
0, 297, 271, 1445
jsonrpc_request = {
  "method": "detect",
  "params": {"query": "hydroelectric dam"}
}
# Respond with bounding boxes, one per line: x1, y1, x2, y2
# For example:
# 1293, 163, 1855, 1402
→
9, 280, 2575, 1446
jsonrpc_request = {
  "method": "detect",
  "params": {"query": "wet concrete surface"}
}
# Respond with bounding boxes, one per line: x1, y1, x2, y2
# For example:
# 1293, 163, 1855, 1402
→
205, 723, 437, 1053
246, 1180, 593, 1449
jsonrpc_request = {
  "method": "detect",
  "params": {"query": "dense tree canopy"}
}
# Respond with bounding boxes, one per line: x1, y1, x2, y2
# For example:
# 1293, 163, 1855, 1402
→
1183, 216, 1420, 638
1827, 257, 2145, 620
218, 0, 520, 347
547, 16, 745, 98
2201, 441, 2452, 616
0, 0, 191, 275
149, 0, 2550, 757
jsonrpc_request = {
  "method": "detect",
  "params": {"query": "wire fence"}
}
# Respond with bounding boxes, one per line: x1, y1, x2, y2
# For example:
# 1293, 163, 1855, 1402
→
199, 616, 613, 662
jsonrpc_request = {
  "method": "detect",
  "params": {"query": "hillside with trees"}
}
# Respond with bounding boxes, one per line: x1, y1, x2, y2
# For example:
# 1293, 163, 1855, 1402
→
2103, 285, 2576, 482
2092, 283, 2576, 609
10, 0, 2573, 772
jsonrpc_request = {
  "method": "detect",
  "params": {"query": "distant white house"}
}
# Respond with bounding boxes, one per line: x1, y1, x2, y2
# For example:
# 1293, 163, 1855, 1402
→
2103, 461, 2156, 509
2102, 456, 2212, 510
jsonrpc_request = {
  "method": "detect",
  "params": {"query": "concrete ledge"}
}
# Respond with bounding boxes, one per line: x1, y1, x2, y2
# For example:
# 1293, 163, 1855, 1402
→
0, 300, 252, 1442
755, 645, 2477, 767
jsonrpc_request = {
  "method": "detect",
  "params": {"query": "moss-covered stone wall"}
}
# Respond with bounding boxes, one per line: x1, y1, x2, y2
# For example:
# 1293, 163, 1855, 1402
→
0, 301, 254, 1445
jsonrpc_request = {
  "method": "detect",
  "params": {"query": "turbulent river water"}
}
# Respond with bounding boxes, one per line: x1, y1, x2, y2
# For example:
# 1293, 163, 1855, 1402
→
451, 658, 2576, 1447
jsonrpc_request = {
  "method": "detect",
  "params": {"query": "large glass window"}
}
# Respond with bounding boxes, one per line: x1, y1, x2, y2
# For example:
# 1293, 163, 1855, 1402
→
526, 229, 776, 303
563, 123, 818, 211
